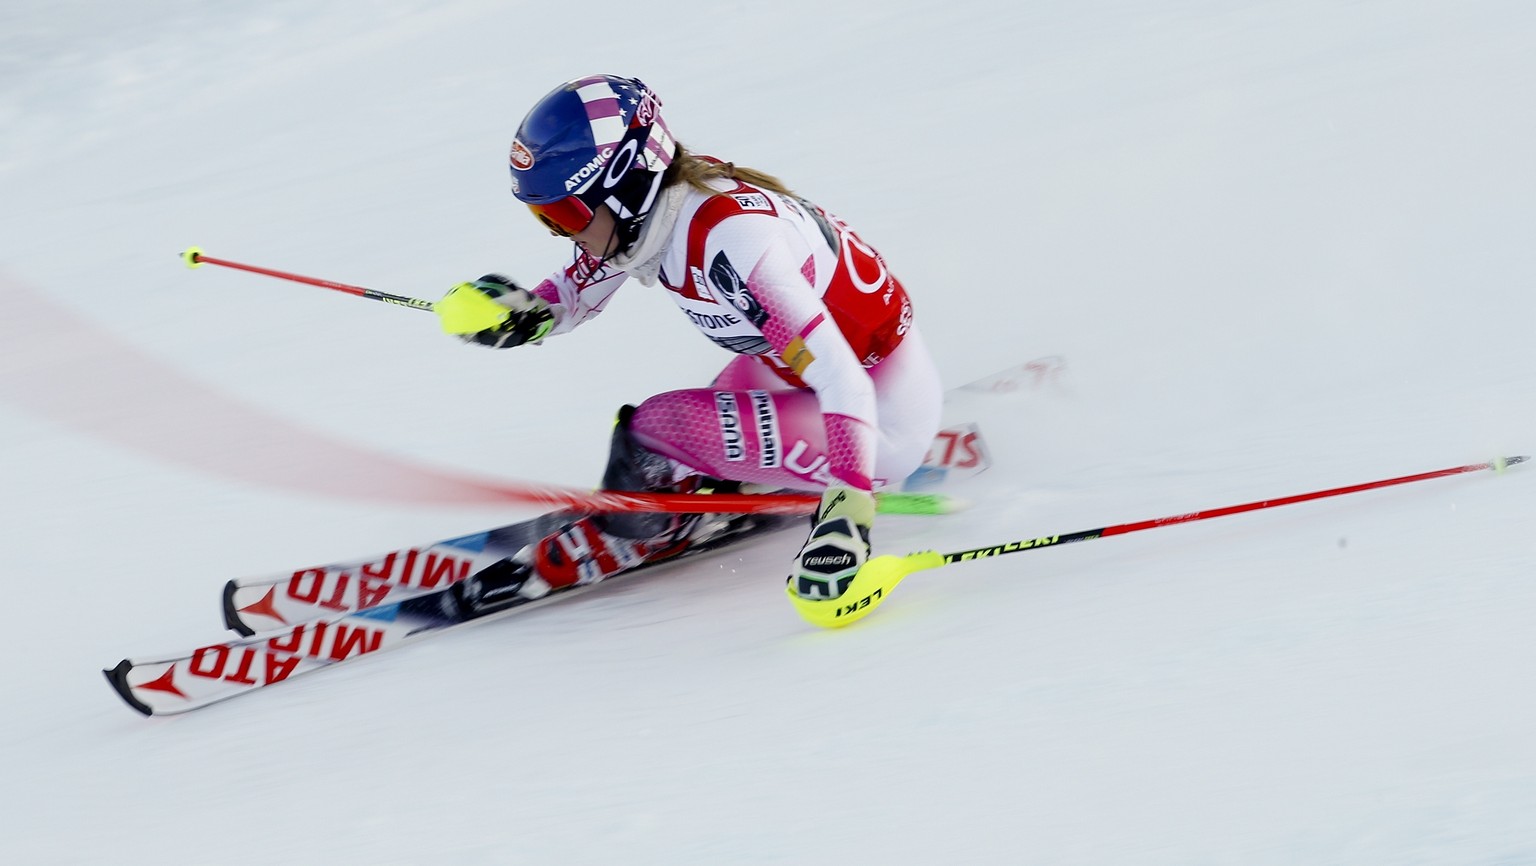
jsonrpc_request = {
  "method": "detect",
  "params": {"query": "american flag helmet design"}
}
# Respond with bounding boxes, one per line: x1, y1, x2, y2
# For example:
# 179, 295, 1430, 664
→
509, 75, 678, 227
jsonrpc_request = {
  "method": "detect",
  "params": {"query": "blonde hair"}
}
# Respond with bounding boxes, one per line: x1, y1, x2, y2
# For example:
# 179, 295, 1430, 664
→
668, 143, 795, 197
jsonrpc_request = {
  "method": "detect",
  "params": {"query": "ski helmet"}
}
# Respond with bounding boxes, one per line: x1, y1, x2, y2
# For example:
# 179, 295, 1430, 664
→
509, 75, 678, 250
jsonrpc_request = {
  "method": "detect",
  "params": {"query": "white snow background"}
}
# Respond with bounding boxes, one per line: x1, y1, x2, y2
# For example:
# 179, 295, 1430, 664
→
2, 1, 1534, 863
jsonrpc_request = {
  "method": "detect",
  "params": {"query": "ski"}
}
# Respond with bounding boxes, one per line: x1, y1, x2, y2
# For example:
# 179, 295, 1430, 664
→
221, 510, 575, 637
218, 491, 960, 638
105, 512, 797, 716
103, 356, 1062, 716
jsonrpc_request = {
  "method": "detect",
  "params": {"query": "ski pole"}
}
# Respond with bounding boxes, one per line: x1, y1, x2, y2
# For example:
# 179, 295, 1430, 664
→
790, 455, 1528, 628
180, 247, 435, 312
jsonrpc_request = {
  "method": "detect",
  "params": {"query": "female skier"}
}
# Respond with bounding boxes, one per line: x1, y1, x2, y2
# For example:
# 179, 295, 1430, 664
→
434, 74, 942, 607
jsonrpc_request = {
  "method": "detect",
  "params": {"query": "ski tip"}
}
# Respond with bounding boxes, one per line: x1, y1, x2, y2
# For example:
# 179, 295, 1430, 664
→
103, 660, 154, 717
874, 492, 969, 516
221, 581, 254, 637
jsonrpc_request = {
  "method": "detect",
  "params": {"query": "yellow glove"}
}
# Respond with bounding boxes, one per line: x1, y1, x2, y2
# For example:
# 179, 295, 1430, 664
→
436, 275, 554, 348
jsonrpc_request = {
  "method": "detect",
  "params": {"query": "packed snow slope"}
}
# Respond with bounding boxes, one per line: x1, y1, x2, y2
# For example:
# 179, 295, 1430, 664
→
3, 1, 1534, 863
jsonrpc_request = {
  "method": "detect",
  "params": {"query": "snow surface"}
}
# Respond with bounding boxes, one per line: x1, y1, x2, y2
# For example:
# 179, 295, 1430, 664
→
3, 0, 1535, 862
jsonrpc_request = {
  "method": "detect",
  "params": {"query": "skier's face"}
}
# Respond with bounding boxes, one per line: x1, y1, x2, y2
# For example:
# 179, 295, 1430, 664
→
572, 206, 620, 258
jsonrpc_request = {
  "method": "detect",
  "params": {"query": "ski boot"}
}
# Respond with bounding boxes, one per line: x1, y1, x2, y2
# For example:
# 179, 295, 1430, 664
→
455, 405, 716, 614
451, 515, 691, 616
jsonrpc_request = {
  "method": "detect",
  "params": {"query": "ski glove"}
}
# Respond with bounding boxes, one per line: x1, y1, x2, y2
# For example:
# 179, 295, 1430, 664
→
436, 274, 554, 349
789, 486, 875, 600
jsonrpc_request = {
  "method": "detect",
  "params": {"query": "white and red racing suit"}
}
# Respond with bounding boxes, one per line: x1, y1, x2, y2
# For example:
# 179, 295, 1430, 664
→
528, 170, 942, 494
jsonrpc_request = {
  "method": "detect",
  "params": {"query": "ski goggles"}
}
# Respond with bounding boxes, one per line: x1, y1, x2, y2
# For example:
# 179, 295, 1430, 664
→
527, 196, 595, 238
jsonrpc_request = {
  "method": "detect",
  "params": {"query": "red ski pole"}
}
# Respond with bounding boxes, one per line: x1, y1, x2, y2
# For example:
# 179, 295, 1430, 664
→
941, 455, 1528, 558
181, 247, 435, 312
793, 455, 1528, 627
